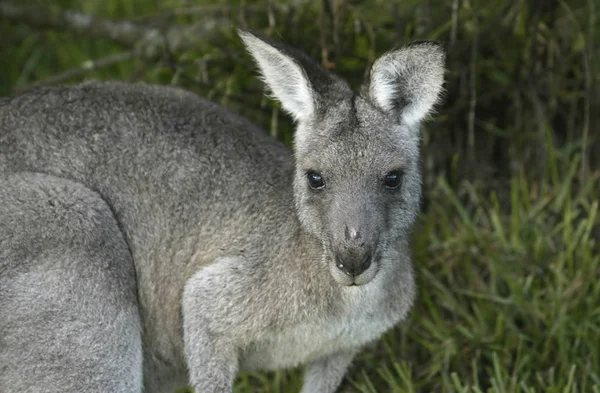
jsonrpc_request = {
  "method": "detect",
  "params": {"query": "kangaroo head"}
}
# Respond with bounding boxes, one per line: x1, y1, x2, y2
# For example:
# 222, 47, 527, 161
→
240, 30, 445, 286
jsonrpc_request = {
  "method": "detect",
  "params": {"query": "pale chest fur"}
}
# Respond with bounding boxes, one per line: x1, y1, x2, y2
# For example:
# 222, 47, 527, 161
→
239, 275, 407, 371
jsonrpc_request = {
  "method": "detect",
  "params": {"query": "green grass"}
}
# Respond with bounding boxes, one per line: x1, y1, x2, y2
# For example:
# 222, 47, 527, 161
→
1, 0, 598, 392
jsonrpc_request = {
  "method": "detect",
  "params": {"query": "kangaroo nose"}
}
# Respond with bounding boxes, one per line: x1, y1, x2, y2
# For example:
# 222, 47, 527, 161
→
335, 250, 372, 277
345, 225, 362, 241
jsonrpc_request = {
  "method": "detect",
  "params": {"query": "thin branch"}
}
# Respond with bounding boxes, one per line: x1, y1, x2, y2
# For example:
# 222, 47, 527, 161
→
582, 0, 595, 181
129, 3, 297, 23
467, 26, 478, 164
0, 2, 232, 56
0, 2, 146, 46
557, 0, 593, 181
450, 0, 460, 47
17, 51, 137, 92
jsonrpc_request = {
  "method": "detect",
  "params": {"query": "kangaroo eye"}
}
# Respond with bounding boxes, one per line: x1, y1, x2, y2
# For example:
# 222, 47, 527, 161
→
383, 171, 403, 189
307, 171, 325, 190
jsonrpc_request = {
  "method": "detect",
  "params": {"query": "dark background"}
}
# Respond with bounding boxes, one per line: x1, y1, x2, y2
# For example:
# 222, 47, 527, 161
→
1, 1, 598, 392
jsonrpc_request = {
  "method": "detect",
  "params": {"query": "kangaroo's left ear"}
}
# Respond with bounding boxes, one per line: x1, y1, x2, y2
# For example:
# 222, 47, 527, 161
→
363, 41, 446, 126
238, 29, 317, 122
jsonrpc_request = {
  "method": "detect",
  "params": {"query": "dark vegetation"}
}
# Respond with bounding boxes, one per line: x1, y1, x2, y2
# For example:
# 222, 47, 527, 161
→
1, 0, 598, 391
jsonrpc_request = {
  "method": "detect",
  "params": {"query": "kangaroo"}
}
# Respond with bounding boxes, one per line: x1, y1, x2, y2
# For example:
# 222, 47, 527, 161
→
0, 30, 445, 393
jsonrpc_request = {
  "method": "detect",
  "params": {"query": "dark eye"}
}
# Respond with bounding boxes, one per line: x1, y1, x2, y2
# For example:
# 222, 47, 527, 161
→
307, 171, 325, 190
383, 171, 403, 189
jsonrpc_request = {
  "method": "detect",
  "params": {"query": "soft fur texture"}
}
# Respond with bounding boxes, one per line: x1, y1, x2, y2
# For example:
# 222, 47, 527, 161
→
365, 41, 445, 126
239, 31, 316, 123
0, 30, 445, 393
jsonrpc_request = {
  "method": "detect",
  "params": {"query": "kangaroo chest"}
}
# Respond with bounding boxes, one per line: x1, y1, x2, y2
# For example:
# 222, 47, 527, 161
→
239, 283, 403, 371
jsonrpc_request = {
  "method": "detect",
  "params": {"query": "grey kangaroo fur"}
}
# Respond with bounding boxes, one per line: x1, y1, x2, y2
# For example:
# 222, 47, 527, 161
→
0, 30, 445, 393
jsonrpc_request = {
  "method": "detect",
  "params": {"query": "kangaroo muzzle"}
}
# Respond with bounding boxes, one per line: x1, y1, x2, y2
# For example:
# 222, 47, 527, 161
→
335, 245, 373, 277
332, 220, 378, 279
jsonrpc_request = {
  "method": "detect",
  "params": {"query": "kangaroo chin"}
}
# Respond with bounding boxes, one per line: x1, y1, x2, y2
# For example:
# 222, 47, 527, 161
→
0, 29, 445, 393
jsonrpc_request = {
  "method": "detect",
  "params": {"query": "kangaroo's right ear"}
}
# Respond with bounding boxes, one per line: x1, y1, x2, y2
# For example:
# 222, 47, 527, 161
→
239, 30, 316, 122
364, 41, 446, 126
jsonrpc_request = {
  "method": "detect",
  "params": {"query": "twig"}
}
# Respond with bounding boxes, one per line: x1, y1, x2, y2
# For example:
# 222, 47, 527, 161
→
266, 0, 276, 34
0, 2, 231, 56
582, 0, 595, 181
129, 3, 296, 23
0, 2, 146, 46
131, 5, 240, 22
319, 0, 335, 69
467, 27, 478, 164
450, 0, 459, 47
17, 51, 137, 92
557, 0, 593, 181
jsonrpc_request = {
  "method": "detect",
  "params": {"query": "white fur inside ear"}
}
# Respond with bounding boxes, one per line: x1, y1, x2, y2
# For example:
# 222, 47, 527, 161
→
369, 43, 445, 125
239, 31, 315, 122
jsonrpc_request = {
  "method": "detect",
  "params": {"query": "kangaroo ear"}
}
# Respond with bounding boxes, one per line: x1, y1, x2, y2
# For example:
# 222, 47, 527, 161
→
364, 41, 446, 126
239, 29, 316, 122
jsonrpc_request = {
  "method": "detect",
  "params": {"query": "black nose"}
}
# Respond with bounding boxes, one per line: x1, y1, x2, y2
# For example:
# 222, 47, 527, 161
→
335, 251, 372, 277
